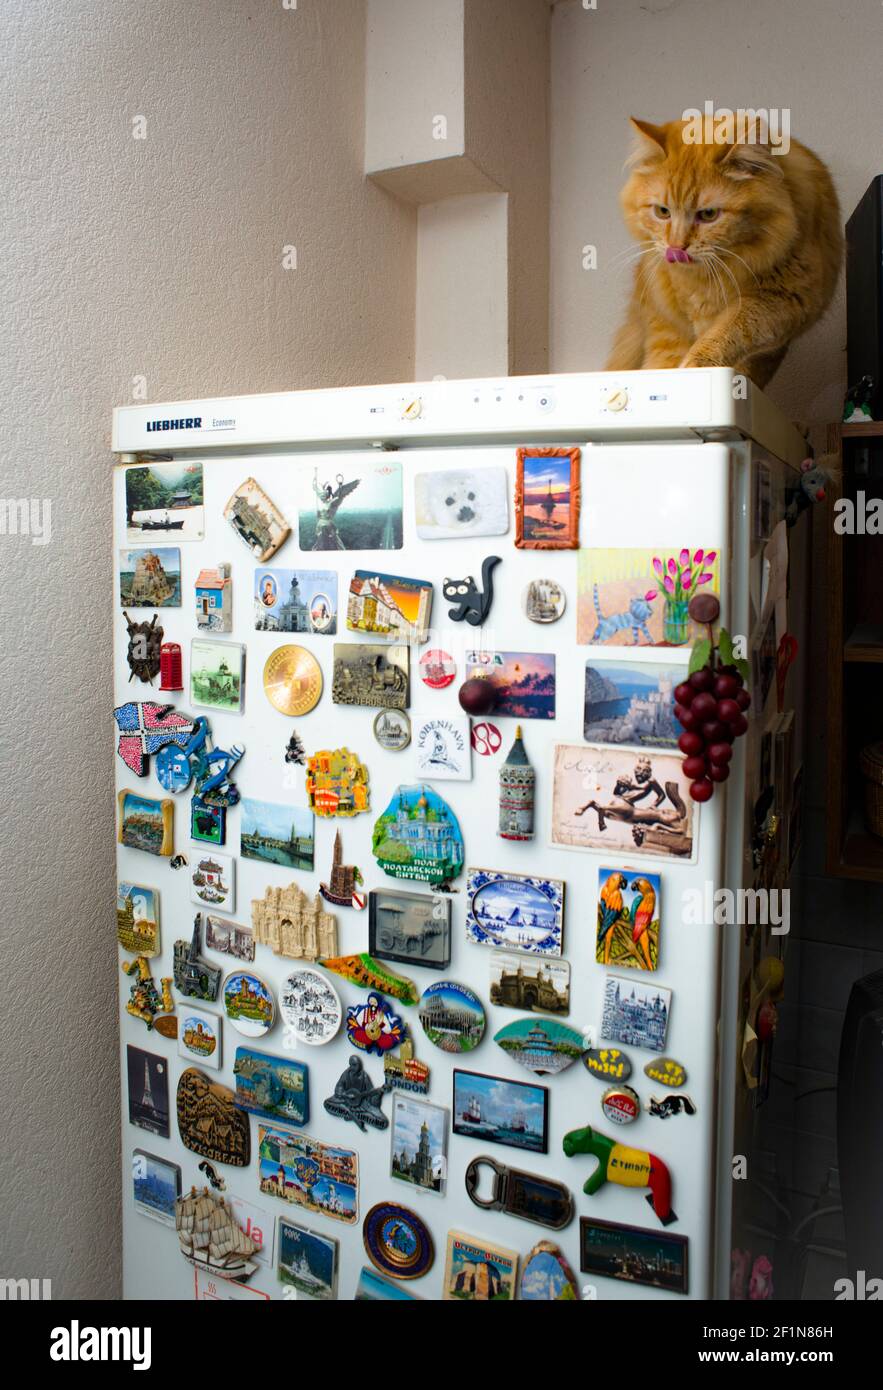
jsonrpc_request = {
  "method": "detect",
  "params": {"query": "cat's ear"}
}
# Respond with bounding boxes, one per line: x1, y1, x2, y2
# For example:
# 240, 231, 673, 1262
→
627, 118, 668, 172
721, 139, 784, 181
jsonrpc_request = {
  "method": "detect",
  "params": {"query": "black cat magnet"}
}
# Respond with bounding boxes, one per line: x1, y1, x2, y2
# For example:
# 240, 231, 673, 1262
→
444, 556, 501, 626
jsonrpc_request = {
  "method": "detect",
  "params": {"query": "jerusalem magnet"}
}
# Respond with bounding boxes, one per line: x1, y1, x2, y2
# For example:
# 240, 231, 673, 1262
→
362, 1202, 434, 1281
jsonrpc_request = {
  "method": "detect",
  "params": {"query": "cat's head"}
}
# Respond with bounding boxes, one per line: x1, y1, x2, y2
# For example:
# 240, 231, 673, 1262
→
620, 117, 797, 274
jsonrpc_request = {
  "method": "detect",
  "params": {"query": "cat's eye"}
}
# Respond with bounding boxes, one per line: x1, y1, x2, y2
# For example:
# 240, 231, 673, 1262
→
696, 207, 720, 223
653, 205, 671, 220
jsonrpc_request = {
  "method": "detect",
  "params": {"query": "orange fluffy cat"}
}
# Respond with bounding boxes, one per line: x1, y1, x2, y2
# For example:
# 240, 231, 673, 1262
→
606, 118, 843, 385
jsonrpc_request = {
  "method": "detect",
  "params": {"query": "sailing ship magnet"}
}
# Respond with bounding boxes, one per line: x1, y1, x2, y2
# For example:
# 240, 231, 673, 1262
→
175, 1187, 259, 1282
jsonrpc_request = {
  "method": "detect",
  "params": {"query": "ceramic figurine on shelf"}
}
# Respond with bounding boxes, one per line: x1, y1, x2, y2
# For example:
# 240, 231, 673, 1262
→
843, 375, 875, 423
173, 915, 222, 1002
123, 611, 163, 684
443, 556, 501, 626
498, 726, 535, 840
195, 564, 233, 632
562, 1124, 676, 1226
122, 956, 174, 1030
324, 1055, 391, 1131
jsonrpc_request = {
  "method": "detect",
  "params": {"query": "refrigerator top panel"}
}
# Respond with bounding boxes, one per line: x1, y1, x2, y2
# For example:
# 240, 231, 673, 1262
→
112, 368, 807, 467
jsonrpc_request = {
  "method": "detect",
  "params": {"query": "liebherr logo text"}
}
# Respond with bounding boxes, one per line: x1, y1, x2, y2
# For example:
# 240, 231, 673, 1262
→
145, 416, 202, 432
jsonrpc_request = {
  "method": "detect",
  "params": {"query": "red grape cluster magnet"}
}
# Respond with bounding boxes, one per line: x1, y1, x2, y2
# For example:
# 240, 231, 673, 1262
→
673, 595, 751, 803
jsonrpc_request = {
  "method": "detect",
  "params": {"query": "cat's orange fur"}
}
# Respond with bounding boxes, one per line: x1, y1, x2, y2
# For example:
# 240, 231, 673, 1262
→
606, 118, 843, 385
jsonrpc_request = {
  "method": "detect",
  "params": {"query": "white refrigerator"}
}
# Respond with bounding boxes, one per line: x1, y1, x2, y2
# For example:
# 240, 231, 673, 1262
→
112, 368, 808, 1301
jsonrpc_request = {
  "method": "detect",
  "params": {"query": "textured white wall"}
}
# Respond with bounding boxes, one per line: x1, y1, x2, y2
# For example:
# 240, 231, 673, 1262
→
1, 0, 414, 1299
549, 0, 879, 421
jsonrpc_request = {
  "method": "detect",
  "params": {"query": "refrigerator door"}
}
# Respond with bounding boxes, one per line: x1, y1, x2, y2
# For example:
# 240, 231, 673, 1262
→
115, 436, 737, 1300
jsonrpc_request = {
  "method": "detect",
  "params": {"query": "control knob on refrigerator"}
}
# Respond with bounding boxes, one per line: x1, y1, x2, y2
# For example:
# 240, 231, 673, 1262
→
605, 386, 629, 412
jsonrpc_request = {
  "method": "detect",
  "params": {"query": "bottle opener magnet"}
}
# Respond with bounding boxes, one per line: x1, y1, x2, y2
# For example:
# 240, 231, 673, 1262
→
465, 1155, 574, 1230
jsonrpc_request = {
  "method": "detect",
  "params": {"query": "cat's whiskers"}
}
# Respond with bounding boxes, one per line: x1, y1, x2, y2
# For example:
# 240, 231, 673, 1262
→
708, 245, 761, 287
706, 251, 741, 304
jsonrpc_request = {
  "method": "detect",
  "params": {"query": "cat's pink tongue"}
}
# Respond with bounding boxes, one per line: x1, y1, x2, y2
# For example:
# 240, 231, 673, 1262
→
666, 246, 692, 264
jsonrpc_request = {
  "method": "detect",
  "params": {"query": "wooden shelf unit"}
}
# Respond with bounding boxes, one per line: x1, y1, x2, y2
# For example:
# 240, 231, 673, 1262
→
827, 421, 883, 879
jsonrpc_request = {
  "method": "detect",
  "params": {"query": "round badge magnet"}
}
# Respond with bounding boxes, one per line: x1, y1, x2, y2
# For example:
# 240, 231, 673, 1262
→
263, 645, 323, 716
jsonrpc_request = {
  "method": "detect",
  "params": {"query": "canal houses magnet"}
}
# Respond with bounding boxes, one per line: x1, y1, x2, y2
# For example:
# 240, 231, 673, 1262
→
493, 1018, 585, 1077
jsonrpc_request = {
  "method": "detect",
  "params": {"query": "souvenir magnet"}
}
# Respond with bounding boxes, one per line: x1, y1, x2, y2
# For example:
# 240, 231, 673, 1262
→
176, 1067, 251, 1167
186, 718, 244, 808
419, 981, 486, 1054
133, 1149, 182, 1226
195, 563, 233, 632
117, 882, 160, 956
471, 721, 502, 756
644, 1057, 687, 1088
127, 1045, 170, 1137
465, 1155, 573, 1230
324, 1055, 391, 1131
224, 476, 291, 561
346, 570, 433, 645
453, 1069, 548, 1154
562, 1125, 676, 1226
523, 579, 566, 624
233, 1046, 309, 1127
280, 967, 342, 1048
118, 789, 174, 856
489, 950, 571, 1015
413, 715, 472, 781
466, 648, 556, 720
346, 994, 405, 1056
174, 914, 222, 1001
284, 730, 307, 765
331, 642, 409, 710
519, 1241, 579, 1301
223, 971, 276, 1038
178, 1007, 222, 1069
368, 887, 451, 969
601, 1085, 641, 1125
514, 446, 580, 550
191, 794, 226, 846
414, 465, 508, 541
119, 547, 181, 607
373, 708, 411, 751
278, 1219, 339, 1300
372, 785, 464, 885
583, 1047, 632, 1083
152, 1015, 178, 1040
362, 1202, 434, 1281
600, 973, 672, 1053
443, 1231, 518, 1301
389, 1094, 447, 1195
443, 556, 501, 625
123, 611, 163, 684
384, 1038, 430, 1095
465, 867, 564, 956
305, 747, 370, 816
579, 1216, 688, 1294
498, 726, 535, 840
156, 742, 194, 793
241, 797, 314, 871
258, 1125, 358, 1224
318, 952, 417, 1004
190, 639, 245, 714
356, 1267, 421, 1301
205, 914, 254, 962
159, 642, 183, 692
597, 869, 660, 971
493, 1018, 585, 1076
113, 701, 193, 777
175, 1187, 259, 1282
122, 956, 173, 1029
198, 1160, 226, 1191
647, 1094, 696, 1119
251, 881, 337, 961
320, 831, 366, 909
190, 850, 235, 912
420, 649, 456, 690
125, 461, 204, 542
263, 644, 323, 716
